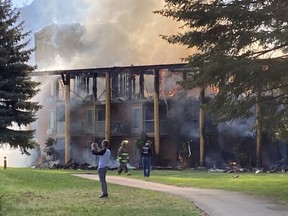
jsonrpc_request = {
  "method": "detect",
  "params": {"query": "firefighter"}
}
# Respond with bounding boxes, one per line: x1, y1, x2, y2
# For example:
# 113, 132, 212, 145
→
116, 140, 131, 175
141, 140, 152, 177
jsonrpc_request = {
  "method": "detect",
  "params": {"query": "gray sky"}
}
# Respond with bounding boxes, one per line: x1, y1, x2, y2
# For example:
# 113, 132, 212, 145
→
11, 0, 33, 8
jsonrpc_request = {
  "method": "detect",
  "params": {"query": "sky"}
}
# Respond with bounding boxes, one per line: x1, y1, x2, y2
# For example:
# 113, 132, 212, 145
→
11, 0, 33, 8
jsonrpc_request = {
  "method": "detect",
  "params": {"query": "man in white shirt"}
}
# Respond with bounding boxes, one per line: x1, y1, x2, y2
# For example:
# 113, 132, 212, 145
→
91, 139, 111, 198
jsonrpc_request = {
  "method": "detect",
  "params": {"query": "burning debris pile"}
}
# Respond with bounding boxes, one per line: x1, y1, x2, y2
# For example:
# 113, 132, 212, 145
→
34, 158, 124, 170
34, 160, 97, 170
208, 161, 249, 173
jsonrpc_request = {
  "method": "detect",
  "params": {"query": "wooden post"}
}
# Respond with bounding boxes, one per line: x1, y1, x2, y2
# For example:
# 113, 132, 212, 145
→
105, 72, 111, 142
3, 156, 7, 169
64, 73, 71, 163
256, 90, 262, 167
154, 69, 160, 165
199, 85, 205, 167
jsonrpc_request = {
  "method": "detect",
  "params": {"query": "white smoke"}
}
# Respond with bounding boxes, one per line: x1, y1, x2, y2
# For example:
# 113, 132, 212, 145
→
217, 118, 255, 137
20, 0, 195, 69
0, 145, 40, 167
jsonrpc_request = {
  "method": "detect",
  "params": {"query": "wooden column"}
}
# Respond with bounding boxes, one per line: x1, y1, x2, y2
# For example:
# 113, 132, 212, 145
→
199, 85, 205, 167
154, 69, 160, 165
105, 72, 111, 142
64, 73, 71, 163
255, 89, 262, 167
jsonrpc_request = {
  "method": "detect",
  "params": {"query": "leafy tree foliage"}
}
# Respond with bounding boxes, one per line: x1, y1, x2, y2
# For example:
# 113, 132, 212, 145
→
156, 0, 288, 140
136, 132, 149, 149
0, 0, 41, 154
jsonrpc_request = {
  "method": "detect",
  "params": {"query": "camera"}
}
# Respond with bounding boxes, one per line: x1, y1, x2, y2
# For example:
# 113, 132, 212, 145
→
91, 142, 98, 151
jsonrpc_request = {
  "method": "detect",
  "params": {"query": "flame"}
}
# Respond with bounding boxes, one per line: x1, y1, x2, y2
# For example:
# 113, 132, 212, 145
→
168, 88, 176, 97
159, 69, 185, 98
210, 85, 219, 94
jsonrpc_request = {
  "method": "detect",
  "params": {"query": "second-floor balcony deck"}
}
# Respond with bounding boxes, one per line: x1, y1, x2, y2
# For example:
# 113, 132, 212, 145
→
55, 119, 169, 137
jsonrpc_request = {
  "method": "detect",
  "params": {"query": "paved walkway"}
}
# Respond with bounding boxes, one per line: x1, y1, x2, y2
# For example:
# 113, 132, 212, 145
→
73, 174, 288, 216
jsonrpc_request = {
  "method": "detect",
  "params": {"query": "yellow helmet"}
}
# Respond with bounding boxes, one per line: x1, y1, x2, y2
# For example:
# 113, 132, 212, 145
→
121, 140, 129, 146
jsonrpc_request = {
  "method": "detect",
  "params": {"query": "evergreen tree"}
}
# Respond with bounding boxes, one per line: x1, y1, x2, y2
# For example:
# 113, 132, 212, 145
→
0, 0, 41, 154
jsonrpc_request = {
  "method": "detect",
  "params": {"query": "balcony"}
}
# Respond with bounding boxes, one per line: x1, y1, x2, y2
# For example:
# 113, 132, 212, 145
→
56, 122, 94, 136
95, 121, 130, 136
143, 120, 169, 134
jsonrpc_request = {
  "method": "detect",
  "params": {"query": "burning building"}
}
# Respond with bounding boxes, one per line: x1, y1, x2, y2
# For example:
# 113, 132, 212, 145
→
33, 63, 199, 167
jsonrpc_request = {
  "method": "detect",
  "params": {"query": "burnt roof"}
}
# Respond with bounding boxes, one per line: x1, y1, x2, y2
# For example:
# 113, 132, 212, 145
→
31, 63, 189, 77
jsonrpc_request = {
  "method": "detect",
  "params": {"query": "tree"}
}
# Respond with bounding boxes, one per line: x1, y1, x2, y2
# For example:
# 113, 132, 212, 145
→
0, 0, 41, 154
156, 0, 288, 167
136, 132, 149, 149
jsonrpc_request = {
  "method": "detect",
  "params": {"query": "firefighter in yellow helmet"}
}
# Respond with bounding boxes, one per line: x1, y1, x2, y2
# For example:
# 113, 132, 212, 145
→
116, 140, 131, 175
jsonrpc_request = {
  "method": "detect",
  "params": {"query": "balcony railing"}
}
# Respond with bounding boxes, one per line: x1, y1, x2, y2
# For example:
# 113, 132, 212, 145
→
143, 120, 168, 134
95, 121, 130, 136
56, 122, 94, 136
96, 121, 105, 136
56, 120, 168, 136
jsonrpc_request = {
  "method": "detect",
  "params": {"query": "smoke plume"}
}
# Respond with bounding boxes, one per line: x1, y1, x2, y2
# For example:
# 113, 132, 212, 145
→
20, 0, 195, 70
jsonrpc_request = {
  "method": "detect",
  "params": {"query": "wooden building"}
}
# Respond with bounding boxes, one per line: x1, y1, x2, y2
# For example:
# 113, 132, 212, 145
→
32, 64, 197, 167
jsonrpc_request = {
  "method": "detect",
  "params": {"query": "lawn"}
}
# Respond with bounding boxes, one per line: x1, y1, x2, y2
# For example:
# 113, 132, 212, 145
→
124, 169, 288, 204
1, 168, 287, 216
0, 168, 200, 216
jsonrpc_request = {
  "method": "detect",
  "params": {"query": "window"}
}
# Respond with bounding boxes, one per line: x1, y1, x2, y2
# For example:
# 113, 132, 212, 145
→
48, 111, 55, 129
56, 106, 65, 122
87, 109, 93, 127
133, 108, 140, 129
144, 104, 154, 120
97, 110, 105, 121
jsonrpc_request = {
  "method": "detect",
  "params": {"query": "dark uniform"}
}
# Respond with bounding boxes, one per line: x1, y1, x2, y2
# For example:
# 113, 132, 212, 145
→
116, 140, 130, 175
141, 140, 152, 177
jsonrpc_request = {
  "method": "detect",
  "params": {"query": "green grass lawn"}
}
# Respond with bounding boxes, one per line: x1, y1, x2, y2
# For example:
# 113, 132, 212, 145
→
124, 169, 288, 204
1, 168, 287, 216
0, 168, 200, 216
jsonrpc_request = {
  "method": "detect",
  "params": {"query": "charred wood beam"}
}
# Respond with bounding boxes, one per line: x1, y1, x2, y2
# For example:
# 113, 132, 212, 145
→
86, 77, 89, 96
92, 74, 97, 101
128, 73, 132, 100
31, 63, 188, 77
132, 74, 136, 96
61, 73, 67, 85
139, 73, 144, 99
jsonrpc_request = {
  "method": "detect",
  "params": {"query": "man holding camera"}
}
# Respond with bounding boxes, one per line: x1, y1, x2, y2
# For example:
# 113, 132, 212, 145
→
91, 140, 111, 198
